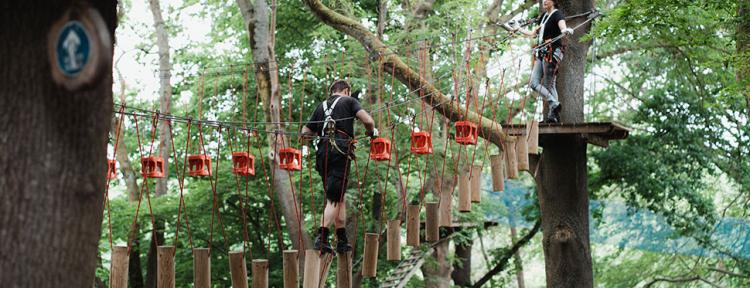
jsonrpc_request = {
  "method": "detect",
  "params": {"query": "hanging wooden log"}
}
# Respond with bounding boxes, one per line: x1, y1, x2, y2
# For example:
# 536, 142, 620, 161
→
505, 140, 519, 179
283, 250, 299, 288
362, 233, 379, 278
229, 251, 248, 288
527, 120, 539, 154
407, 205, 421, 246
302, 250, 320, 288
157, 246, 175, 288
458, 169, 471, 212
425, 202, 440, 242
490, 154, 505, 192
193, 248, 211, 288
387, 219, 401, 261
439, 183, 452, 227
470, 165, 482, 203
336, 251, 352, 288
317, 253, 334, 288
110, 246, 129, 288
252, 259, 268, 288
517, 136, 530, 171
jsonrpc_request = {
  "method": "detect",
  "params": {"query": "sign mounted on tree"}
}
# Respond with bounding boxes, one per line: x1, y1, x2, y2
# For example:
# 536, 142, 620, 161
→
47, 4, 111, 91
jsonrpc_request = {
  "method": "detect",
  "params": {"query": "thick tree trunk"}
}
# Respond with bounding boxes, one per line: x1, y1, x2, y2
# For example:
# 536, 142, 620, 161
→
113, 70, 141, 201
452, 237, 473, 287
237, 0, 312, 255
112, 116, 140, 201
534, 1, 595, 287
148, 0, 172, 197
422, 241, 452, 288
0, 1, 117, 286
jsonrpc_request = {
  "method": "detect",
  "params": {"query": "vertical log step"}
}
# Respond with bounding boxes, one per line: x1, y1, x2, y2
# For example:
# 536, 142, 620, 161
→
439, 183, 452, 227
229, 251, 248, 288
302, 250, 320, 288
283, 250, 299, 288
471, 165, 482, 203
505, 140, 519, 179
252, 259, 268, 288
527, 120, 539, 154
406, 205, 421, 246
193, 248, 211, 288
387, 219, 401, 261
517, 135, 530, 171
458, 169, 471, 212
157, 246, 175, 288
336, 251, 352, 288
362, 233, 379, 278
425, 202, 440, 242
491, 154, 505, 192
110, 246, 129, 288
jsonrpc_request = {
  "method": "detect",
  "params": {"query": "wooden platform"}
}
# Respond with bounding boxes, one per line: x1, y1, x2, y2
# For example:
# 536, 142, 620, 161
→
502, 122, 630, 147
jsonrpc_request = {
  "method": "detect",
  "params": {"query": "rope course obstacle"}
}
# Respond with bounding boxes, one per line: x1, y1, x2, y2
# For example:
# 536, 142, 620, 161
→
102, 9, 617, 287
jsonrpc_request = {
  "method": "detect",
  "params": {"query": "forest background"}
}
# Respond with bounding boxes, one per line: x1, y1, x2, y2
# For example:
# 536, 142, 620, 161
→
98, 0, 750, 287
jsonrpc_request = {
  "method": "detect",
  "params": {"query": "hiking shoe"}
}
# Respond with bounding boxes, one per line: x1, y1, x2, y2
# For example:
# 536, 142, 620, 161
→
314, 235, 334, 254
336, 241, 352, 253
546, 102, 562, 123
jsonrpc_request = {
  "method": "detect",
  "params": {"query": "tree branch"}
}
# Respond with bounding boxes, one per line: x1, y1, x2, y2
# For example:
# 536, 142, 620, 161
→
471, 219, 541, 288
303, 0, 509, 147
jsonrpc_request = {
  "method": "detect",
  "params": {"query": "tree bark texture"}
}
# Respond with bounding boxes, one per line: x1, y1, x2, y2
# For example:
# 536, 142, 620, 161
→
237, 0, 312, 255
0, 1, 117, 286
421, 240, 452, 288
148, 0, 173, 197
533, 0, 595, 286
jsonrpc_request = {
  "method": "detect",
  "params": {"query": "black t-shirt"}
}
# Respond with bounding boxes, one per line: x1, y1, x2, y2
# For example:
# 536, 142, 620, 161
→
305, 95, 362, 140
537, 10, 566, 50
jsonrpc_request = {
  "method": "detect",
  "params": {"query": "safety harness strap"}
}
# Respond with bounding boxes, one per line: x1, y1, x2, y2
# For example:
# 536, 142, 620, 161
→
321, 96, 343, 137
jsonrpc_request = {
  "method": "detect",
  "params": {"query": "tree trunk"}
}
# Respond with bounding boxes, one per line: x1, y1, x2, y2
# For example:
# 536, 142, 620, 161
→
148, 0, 172, 197
144, 219, 165, 288
112, 115, 140, 201
128, 226, 145, 288
534, 1, 595, 287
509, 220, 526, 288
113, 70, 141, 201
0, 1, 117, 286
237, 0, 312, 255
452, 236, 473, 287
422, 241, 452, 288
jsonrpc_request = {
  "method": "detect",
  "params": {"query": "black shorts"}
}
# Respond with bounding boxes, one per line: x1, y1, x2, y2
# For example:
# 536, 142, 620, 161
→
316, 141, 353, 202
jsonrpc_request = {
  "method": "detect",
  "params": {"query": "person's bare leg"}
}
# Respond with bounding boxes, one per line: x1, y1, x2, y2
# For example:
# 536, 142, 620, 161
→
322, 201, 337, 228
335, 200, 346, 229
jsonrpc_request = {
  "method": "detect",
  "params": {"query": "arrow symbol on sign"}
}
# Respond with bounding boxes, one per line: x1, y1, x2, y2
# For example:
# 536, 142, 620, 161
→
63, 30, 81, 70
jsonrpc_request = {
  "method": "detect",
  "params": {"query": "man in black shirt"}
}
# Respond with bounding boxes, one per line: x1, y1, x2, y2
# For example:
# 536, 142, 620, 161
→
301, 80, 377, 253
515, 0, 574, 123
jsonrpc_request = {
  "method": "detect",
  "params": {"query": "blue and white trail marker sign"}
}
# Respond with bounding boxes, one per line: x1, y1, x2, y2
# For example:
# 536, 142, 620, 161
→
48, 6, 111, 91
56, 21, 91, 77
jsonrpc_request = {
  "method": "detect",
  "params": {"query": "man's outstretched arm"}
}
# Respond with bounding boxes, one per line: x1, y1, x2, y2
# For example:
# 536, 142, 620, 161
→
356, 110, 376, 134
299, 125, 317, 144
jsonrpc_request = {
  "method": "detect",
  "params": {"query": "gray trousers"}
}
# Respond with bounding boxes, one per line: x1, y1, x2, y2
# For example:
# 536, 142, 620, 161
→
529, 48, 563, 105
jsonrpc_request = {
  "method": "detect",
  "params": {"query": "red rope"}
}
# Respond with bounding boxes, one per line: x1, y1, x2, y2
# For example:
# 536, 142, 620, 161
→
169, 119, 194, 249
227, 129, 253, 260
104, 105, 126, 251
255, 131, 285, 257
127, 113, 160, 255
